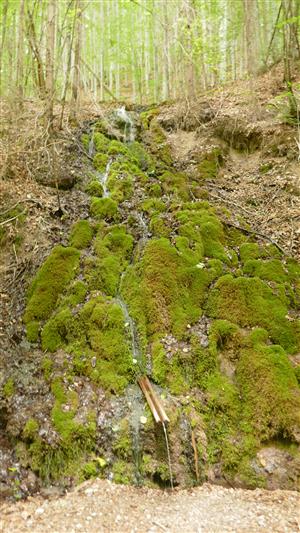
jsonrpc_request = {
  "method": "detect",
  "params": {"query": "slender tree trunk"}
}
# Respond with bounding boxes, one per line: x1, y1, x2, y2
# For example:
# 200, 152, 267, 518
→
71, 0, 82, 122
45, 0, 56, 129
0, 0, 9, 95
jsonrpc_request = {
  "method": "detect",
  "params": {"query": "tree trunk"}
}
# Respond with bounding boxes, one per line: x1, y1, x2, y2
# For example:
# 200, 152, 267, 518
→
45, 0, 56, 129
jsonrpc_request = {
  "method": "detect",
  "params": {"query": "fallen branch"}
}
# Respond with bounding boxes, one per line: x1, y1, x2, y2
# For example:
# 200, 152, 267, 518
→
0, 209, 27, 226
221, 218, 286, 255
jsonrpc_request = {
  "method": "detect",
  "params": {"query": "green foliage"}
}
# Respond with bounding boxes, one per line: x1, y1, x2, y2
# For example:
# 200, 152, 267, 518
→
41, 307, 73, 352
159, 170, 189, 200
243, 258, 288, 283
93, 153, 109, 172
69, 220, 93, 249
2, 377, 15, 398
90, 197, 118, 220
81, 134, 90, 151
26, 320, 40, 342
93, 132, 110, 152
24, 246, 80, 338
85, 226, 133, 295
237, 343, 300, 441
85, 180, 103, 197
108, 140, 129, 156
127, 141, 156, 171
23, 418, 39, 440
206, 274, 300, 353
197, 147, 223, 180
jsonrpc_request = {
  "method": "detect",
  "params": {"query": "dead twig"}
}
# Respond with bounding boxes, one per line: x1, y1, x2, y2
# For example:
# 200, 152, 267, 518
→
0, 209, 27, 226
221, 217, 286, 255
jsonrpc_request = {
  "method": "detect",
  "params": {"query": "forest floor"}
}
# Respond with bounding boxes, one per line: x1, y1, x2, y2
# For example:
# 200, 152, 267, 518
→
1, 478, 300, 533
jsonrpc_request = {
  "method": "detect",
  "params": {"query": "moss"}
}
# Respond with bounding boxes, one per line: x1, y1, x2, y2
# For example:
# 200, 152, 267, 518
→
85, 180, 103, 197
93, 153, 109, 173
152, 340, 168, 385
41, 307, 73, 352
93, 132, 110, 152
122, 237, 211, 340
112, 459, 134, 484
197, 148, 223, 180
140, 108, 160, 129
58, 280, 87, 308
108, 140, 129, 156
107, 169, 133, 202
24, 246, 80, 332
176, 207, 227, 263
90, 197, 118, 221
81, 133, 90, 151
26, 320, 40, 342
243, 258, 288, 283
127, 141, 156, 171
237, 343, 300, 441
209, 320, 243, 360
159, 170, 189, 200
56, 296, 134, 393
23, 418, 39, 440
239, 243, 260, 262
85, 226, 133, 295
294, 366, 300, 385
148, 183, 162, 197
113, 419, 131, 459
42, 357, 53, 381
141, 198, 166, 215
206, 275, 300, 353
81, 461, 98, 479
150, 215, 172, 238
3, 377, 15, 398
69, 220, 93, 249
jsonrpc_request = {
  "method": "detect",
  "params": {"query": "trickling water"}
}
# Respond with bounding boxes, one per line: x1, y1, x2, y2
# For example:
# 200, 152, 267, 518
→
116, 106, 136, 142
116, 295, 142, 367
162, 422, 174, 489
88, 128, 95, 157
99, 159, 112, 198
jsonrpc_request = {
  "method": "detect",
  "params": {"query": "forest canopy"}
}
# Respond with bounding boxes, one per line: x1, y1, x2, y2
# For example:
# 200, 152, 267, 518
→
1, 0, 299, 107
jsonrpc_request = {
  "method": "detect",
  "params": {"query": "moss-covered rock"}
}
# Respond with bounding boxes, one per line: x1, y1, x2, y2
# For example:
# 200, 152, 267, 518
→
94, 132, 110, 152
69, 220, 93, 249
24, 246, 80, 339
206, 274, 300, 353
93, 153, 109, 172
85, 180, 104, 197
197, 147, 224, 180
90, 197, 118, 221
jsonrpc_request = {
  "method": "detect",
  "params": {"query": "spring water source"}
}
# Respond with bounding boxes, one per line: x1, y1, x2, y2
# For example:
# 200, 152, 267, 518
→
116, 105, 136, 142
89, 111, 173, 487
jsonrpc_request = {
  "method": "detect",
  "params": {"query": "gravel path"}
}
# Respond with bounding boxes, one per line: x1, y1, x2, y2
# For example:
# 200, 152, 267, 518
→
1, 480, 299, 533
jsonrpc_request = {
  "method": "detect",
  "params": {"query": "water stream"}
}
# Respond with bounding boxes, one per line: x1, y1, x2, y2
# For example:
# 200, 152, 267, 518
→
89, 111, 172, 487
162, 422, 174, 489
116, 105, 136, 142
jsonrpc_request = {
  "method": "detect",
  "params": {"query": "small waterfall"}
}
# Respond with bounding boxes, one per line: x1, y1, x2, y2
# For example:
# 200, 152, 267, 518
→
162, 422, 174, 489
99, 158, 112, 198
88, 128, 95, 157
116, 295, 142, 367
116, 106, 136, 142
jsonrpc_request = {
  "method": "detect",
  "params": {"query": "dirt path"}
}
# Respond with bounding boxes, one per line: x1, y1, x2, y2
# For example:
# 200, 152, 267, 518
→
1, 480, 299, 533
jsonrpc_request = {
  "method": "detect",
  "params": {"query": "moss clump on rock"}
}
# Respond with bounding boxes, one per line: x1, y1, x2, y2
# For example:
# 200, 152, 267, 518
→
93, 132, 110, 152
237, 342, 300, 441
85, 180, 103, 197
90, 197, 118, 221
24, 246, 80, 339
108, 140, 129, 156
127, 141, 156, 171
21, 381, 97, 481
69, 220, 93, 249
85, 226, 134, 295
206, 274, 300, 353
243, 258, 288, 283
93, 153, 109, 173
197, 147, 224, 180
159, 170, 189, 200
